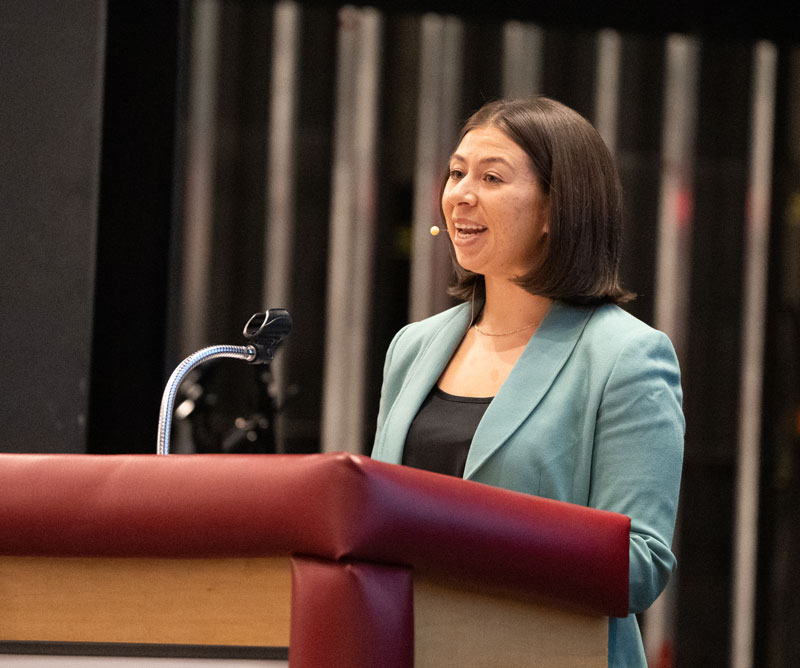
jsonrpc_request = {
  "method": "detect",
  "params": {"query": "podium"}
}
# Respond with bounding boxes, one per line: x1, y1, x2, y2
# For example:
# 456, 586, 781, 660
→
0, 452, 630, 666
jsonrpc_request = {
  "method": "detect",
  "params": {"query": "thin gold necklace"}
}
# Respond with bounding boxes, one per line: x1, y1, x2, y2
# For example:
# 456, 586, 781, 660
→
473, 320, 540, 337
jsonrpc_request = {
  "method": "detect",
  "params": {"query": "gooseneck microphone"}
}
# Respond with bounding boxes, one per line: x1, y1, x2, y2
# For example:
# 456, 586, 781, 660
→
156, 309, 292, 455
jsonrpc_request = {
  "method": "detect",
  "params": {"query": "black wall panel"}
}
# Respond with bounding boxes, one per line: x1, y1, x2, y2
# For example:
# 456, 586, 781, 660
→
0, 1, 106, 453
87, 1, 182, 454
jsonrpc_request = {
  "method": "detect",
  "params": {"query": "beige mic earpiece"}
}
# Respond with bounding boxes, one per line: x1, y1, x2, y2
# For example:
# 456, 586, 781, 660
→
430, 225, 440, 236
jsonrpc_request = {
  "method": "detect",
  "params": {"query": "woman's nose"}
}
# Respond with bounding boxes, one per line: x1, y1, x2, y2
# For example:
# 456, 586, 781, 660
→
447, 176, 476, 206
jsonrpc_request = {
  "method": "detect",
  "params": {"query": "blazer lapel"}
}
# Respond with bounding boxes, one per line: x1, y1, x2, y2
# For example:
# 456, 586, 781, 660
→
377, 303, 473, 463
463, 302, 594, 480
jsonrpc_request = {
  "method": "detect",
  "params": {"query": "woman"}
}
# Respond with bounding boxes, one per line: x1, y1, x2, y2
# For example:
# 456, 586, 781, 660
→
371, 97, 684, 667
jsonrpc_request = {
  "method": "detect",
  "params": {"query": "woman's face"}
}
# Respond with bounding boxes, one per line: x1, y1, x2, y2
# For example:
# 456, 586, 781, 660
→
442, 125, 549, 282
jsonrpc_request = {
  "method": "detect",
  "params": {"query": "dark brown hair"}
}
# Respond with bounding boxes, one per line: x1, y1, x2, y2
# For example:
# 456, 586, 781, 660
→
446, 96, 634, 306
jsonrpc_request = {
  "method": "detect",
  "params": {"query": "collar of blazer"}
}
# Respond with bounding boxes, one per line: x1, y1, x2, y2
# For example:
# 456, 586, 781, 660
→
376, 300, 595, 479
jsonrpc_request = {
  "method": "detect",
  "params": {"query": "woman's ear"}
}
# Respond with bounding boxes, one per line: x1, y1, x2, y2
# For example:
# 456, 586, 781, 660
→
539, 196, 551, 237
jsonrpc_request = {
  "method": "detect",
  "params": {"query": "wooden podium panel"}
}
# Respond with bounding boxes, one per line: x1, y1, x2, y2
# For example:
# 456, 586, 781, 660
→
1, 555, 607, 666
0, 556, 291, 647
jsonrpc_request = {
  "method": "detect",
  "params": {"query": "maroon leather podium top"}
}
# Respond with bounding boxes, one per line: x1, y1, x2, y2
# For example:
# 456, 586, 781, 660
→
0, 452, 630, 617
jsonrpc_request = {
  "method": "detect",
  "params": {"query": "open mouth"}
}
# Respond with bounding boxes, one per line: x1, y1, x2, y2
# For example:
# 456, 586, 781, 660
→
454, 222, 488, 240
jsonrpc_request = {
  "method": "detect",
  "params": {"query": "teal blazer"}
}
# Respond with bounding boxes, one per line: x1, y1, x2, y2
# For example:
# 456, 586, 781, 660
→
371, 300, 685, 668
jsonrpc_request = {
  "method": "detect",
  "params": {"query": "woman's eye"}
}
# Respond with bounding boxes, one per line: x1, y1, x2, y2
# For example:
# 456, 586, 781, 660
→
449, 168, 464, 180
485, 173, 502, 183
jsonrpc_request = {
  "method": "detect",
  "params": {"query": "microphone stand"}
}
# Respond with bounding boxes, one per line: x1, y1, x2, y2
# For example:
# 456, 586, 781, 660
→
157, 309, 291, 455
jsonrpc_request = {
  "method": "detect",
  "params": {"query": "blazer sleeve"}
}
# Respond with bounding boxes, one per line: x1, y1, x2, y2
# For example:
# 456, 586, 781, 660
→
589, 327, 685, 614
372, 323, 413, 457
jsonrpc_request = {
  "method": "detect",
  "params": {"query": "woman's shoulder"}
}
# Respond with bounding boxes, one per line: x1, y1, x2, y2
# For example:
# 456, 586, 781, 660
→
564, 302, 678, 363
576, 303, 681, 378
584, 303, 667, 341
391, 301, 470, 348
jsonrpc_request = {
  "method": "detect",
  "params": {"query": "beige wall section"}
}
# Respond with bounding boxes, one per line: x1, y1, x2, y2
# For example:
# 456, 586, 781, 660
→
414, 577, 608, 668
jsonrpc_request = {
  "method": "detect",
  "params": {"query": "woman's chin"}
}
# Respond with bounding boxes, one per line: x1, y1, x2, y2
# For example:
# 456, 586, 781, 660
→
453, 250, 484, 275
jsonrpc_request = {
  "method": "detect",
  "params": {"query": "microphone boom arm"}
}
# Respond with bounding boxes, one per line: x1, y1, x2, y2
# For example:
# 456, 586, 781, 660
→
156, 309, 291, 455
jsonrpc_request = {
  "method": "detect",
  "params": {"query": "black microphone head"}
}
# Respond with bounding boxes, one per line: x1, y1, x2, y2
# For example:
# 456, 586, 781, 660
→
243, 309, 292, 363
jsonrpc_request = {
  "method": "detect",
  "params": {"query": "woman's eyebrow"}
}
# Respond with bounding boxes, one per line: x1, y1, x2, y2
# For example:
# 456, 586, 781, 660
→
449, 153, 513, 167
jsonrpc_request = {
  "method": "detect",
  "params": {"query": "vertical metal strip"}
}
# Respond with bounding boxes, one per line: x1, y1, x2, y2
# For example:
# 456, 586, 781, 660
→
180, 0, 220, 357
264, 0, 301, 452
645, 33, 700, 664
265, 1, 300, 309
321, 6, 383, 453
408, 14, 463, 323
654, 35, 700, 360
173, 0, 220, 454
501, 20, 543, 98
731, 40, 778, 668
594, 29, 622, 156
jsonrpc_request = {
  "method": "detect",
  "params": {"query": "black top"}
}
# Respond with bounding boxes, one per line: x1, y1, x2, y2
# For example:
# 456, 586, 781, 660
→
402, 386, 493, 478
